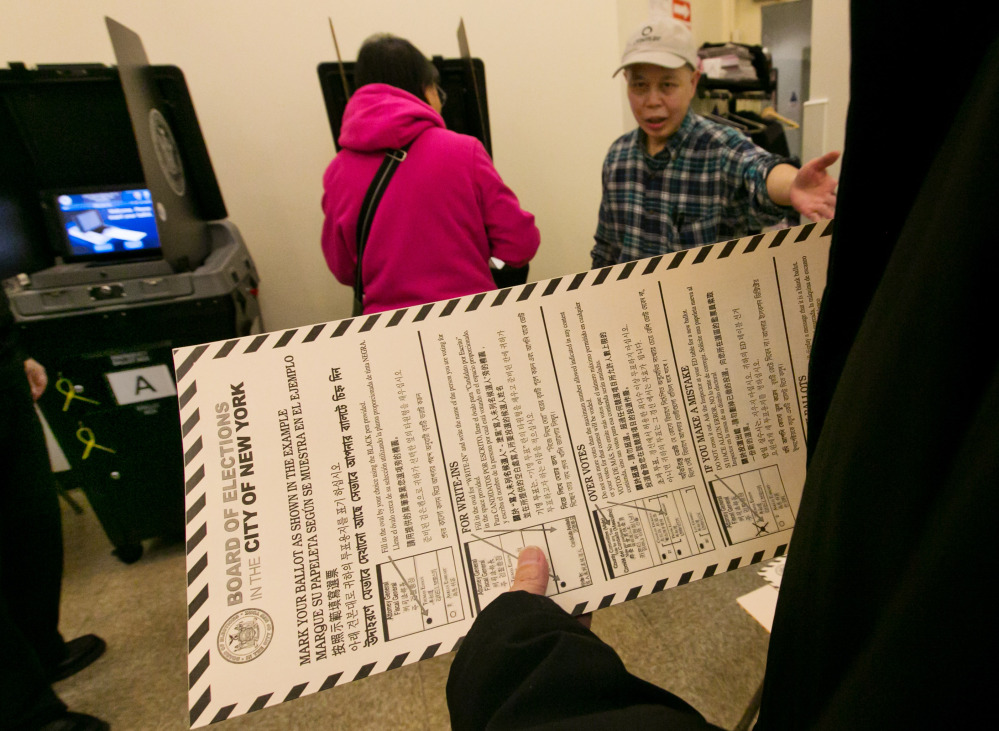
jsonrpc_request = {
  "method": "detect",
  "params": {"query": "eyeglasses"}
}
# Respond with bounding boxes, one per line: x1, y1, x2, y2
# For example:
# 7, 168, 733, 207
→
435, 84, 447, 109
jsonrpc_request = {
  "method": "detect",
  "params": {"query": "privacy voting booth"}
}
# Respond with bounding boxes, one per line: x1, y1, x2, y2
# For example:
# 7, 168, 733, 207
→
0, 21, 260, 561
315, 28, 529, 289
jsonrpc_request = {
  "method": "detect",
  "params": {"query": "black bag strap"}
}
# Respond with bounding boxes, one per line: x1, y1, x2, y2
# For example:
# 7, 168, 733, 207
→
354, 144, 411, 312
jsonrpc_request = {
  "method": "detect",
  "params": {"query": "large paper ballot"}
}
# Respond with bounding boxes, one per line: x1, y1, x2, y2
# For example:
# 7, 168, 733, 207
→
176, 221, 832, 726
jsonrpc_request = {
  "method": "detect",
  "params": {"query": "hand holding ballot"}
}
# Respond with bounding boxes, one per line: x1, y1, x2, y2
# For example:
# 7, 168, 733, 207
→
178, 217, 829, 725
509, 546, 550, 596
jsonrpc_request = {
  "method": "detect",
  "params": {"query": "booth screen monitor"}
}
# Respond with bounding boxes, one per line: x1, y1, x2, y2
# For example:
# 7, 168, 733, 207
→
47, 186, 162, 263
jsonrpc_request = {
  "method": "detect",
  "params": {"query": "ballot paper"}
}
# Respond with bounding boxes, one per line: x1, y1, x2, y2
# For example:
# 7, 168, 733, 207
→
176, 220, 831, 726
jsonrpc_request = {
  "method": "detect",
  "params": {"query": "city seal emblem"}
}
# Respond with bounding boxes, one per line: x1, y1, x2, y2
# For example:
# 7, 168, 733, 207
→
218, 608, 274, 663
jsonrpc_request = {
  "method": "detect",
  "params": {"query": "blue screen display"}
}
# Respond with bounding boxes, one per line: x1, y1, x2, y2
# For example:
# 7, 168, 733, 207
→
55, 187, 161, 260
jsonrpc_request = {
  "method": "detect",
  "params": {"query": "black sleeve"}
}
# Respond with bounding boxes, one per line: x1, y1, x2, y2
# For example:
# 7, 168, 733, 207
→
446, 591, 722, 731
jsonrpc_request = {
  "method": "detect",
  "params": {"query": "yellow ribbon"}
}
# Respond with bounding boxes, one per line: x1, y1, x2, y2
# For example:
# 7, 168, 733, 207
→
76, 424, 116, 460
56, 376, 100, 412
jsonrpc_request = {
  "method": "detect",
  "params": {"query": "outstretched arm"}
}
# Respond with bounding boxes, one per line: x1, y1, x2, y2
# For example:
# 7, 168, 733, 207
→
767, 150, 840, 220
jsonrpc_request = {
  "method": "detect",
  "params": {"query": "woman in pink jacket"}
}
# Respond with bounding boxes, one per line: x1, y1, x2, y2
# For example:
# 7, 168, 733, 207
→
321, 34, 541, 315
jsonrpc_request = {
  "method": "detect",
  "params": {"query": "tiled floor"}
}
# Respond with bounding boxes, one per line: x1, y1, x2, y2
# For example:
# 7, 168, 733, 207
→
53, 491, 771, 730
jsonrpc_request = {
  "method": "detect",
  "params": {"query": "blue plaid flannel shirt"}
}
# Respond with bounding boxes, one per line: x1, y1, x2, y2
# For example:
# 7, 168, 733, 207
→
591, 111, 794, 267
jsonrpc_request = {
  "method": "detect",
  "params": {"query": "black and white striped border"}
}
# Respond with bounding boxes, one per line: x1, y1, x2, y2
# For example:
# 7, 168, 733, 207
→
176, 363, 213, 727
189, 636, 466, 725
568, 543, 788, 616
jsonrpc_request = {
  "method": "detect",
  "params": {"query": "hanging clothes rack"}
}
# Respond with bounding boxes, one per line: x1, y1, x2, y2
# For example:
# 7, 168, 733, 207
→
694, 43, 793, 158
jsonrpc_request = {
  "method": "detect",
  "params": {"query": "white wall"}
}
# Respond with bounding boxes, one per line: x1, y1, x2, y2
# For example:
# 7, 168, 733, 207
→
0, 0, 623, 331
807, 0, 849, 179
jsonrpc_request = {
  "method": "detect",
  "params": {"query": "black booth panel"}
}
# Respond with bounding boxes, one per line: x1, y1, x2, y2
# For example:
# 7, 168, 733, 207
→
0, 78, 144, 189
317, 58, 492, 156
0, 64, 227, 278
0, 66, 226, 217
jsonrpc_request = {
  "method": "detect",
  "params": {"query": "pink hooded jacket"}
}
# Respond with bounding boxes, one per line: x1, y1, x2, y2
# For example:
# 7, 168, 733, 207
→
321, 84, 540, 314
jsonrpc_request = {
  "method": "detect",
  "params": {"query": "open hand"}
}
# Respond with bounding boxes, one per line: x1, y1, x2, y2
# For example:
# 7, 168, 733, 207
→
790, 150, 840, 221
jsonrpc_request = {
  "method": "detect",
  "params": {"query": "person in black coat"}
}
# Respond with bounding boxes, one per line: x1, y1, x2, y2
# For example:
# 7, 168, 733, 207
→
0, 288, 108, 731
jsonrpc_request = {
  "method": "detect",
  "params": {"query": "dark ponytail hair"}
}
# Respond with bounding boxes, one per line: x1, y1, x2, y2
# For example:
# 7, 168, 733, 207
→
355, 34, 436, 100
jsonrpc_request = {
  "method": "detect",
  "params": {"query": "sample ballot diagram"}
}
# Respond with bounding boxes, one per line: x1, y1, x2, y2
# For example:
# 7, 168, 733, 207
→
464, 516, 593, 613
376, 547, 465, 641
592, 487, 715, 579
707, 466, 795, 545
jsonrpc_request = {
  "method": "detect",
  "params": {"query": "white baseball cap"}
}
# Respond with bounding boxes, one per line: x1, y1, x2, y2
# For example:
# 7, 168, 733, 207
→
613, 18, 698, 76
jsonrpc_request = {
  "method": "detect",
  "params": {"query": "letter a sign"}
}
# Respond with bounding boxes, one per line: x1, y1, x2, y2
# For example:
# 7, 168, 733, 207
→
106, 364, 178, 405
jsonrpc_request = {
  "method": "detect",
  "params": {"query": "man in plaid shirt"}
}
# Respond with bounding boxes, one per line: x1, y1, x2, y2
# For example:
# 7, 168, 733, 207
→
592, 17, 839, 268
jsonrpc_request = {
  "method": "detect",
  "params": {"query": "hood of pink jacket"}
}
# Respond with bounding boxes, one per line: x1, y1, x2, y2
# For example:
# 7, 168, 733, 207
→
338, 83, 445, 152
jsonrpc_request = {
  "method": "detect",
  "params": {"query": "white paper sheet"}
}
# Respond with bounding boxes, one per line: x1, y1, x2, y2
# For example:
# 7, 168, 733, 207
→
175, 221, 831, 726
737, 585, 779, 632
